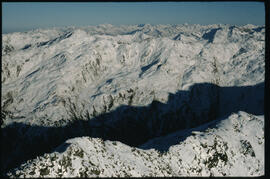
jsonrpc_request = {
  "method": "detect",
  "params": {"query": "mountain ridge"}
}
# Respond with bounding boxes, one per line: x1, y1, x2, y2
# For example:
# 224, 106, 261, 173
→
1, 24, 265, 176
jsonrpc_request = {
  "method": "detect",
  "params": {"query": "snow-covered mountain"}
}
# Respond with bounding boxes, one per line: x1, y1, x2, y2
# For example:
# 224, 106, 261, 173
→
5, 112, 265, 177
1, 24, 265, 177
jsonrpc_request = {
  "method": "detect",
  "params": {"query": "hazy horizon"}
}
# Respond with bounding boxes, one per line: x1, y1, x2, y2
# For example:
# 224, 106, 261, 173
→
2, 2, 265, 34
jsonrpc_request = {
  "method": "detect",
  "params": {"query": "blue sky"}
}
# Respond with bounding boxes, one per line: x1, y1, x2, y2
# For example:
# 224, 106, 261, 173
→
2, 2, 265, 33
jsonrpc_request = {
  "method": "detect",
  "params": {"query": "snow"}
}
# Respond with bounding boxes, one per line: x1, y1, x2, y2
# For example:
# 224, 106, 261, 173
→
1, 24, 264, 177
5, 111, 264, 177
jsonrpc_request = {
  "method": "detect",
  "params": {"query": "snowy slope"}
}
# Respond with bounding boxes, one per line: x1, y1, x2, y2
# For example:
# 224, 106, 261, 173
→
1, 24, 265, 176
6, 111, 264, 177
2, 24, 264, 127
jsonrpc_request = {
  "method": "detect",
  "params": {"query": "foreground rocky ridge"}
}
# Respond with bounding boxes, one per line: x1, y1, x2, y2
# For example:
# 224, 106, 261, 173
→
7, 111, 264, 177
1, 24, 265, 176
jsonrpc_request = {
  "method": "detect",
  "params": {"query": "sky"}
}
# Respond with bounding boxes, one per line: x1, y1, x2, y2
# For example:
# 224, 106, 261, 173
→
2, 2, 265, 33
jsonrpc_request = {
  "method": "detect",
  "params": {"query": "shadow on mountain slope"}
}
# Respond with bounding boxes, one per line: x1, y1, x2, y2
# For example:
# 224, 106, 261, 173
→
202, 28, 222, 43
1, 82, 264, 174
